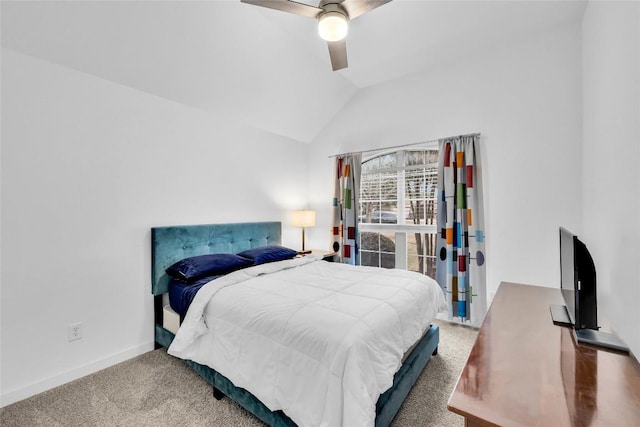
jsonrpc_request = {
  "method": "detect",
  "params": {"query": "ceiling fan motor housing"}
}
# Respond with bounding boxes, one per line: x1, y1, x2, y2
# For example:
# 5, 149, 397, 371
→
318, 3, 349, 42
319, 2, 349, 19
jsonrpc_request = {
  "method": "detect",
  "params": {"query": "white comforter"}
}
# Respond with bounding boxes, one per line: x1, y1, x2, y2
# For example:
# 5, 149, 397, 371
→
168, 255, 447, 427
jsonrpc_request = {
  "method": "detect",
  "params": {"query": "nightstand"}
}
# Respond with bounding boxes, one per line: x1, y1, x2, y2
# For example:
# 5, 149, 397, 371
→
300, 249, 337, 262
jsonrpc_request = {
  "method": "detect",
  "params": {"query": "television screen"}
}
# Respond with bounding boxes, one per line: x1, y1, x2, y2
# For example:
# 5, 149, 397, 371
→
555, 227, 628, 352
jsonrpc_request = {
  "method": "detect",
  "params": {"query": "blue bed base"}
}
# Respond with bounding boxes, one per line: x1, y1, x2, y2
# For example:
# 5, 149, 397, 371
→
151, 222, 439, 427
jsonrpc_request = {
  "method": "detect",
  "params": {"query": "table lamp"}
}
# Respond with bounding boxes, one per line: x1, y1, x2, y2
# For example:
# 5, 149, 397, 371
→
291, 210, 316, 254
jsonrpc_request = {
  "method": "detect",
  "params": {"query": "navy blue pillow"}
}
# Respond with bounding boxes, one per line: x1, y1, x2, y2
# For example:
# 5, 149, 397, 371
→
237, 245, 298, 265
165, 253, 253, 282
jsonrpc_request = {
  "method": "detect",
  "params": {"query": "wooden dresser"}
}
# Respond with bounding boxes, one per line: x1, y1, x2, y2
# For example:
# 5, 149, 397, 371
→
448, 282, 640, 426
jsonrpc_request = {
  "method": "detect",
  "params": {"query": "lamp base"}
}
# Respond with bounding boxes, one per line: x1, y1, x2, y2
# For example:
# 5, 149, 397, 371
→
297, 250, 312, 255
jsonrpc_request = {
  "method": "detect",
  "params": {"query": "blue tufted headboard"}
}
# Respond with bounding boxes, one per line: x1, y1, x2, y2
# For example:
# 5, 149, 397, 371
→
151, 222, 281, 295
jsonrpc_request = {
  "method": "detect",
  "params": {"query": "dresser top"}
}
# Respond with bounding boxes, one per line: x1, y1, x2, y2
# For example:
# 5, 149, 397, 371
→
448, 282, 640, 426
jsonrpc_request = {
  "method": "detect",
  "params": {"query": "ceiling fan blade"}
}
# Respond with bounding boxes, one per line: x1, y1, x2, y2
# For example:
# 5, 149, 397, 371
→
340, 0, 392, 20
328, 40, 348, 71
241, 0, 323, 19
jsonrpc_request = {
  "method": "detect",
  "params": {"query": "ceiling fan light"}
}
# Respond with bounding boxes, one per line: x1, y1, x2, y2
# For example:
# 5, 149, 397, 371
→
318, 12, 348, 42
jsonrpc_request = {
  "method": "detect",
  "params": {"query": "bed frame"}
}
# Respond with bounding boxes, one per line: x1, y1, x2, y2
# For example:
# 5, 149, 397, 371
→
151, 221, 440, 427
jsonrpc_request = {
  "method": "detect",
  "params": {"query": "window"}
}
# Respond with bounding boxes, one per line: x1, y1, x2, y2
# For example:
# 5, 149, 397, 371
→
358, 144, 439, 278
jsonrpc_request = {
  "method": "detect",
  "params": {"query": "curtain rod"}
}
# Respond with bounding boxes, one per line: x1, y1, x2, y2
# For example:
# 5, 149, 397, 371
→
328, 132, 481, 158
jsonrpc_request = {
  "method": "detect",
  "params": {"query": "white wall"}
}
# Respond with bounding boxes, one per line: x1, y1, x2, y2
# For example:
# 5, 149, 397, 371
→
3, 0, 637, 407
0, 48, 309, 405
582, 1, 640, 357
307, 24, 584, 305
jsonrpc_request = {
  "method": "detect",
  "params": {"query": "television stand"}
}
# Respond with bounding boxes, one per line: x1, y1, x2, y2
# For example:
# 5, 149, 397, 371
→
448, 282, 640, 426
549, 304, 572, 326
575, 328, 630, 353
549, 304, 630, 353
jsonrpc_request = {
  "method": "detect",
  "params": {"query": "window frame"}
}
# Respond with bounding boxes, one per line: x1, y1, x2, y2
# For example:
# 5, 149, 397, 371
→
358, 141, 439, 275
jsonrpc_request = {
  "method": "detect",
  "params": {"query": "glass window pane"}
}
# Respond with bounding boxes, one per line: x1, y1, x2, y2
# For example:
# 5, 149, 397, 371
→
359, 231, 396, 269
407, 255, 423, 274
371, 207, 397, 224
362, 157, 380, 172
379, 171, 397, 200
405, 200, 424, 225
425, 149, 439, 165
381, 253, 395, 269
379, 232, 396, 253
407, 232, 424, 255
360, 174, 380, 201
424, 233, 437, 258
425, 200, 436, 225
405, 150, 424, 166
425, 256, 436, 278
359, 202, 379, 223
380, 153, 396, 169
360, 251, 379, 268
360, 232, 380, 251
405, 169, 426, 198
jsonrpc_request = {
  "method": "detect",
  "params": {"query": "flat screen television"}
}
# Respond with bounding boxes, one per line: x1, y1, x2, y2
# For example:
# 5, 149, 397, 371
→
558, 226, 598, 330
551, 227, 629, 353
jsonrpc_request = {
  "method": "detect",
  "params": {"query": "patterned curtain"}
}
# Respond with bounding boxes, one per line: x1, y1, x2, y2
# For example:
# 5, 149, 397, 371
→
332, 154, 362, 265
436, 135, 487, 326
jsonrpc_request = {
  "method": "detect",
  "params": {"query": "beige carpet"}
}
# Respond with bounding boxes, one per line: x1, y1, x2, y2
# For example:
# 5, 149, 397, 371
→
0, 319, 477, 427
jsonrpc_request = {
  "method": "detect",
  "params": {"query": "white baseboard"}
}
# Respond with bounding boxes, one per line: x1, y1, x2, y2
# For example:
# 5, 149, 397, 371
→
0, 341, 156, 408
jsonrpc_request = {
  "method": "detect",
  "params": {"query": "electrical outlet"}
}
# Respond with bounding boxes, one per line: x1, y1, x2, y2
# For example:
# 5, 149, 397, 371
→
68, 322, 83, 342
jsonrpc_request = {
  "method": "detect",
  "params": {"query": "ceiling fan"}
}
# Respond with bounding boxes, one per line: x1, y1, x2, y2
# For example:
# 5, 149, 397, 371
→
240, 0, 393, 71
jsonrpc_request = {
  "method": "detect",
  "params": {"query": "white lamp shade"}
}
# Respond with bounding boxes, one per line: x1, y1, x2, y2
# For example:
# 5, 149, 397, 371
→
292, 210, 316, 228
318, 12, 348, 42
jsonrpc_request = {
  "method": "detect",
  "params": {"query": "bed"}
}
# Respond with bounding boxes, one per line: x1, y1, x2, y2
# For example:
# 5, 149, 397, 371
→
151, 221, 444, 426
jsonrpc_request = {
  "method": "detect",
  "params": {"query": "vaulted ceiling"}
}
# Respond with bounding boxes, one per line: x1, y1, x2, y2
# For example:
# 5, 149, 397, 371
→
1, 0, 586, 143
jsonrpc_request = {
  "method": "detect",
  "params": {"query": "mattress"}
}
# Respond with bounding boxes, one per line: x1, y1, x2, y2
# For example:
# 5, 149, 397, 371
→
163, 304, 180, 335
